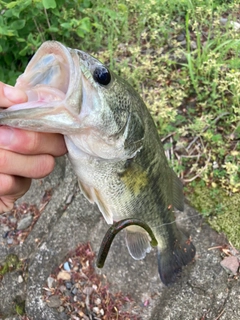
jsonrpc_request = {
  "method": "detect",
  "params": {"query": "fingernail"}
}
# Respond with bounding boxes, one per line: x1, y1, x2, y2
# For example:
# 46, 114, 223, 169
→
0, 127, 15, 146
3, 85, 27, 103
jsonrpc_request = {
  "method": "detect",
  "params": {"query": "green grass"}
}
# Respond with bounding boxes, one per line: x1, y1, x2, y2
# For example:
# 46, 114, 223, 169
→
1, 0, 239, 246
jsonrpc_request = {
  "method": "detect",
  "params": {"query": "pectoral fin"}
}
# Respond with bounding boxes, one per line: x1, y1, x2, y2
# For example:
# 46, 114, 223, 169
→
78, 179, 94, 203
78, 179, 113, 224
125, 225, 152, 260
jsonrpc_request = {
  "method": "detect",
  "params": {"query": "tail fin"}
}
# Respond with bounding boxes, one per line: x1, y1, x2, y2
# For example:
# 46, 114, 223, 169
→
157, 233, 196, 285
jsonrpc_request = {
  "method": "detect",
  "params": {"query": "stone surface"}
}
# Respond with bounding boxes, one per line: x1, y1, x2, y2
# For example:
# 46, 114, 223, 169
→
0, 155, 239, 320
16, 215, 33, 230
0, 271, 26, 317
46, 295, 62, 308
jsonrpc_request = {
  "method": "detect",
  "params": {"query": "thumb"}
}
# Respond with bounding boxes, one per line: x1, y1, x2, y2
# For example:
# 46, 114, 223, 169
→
0, 82, 27, 107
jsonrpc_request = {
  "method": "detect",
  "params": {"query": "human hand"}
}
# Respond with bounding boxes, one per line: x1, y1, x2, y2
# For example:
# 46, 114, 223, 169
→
0, 81, 67, 213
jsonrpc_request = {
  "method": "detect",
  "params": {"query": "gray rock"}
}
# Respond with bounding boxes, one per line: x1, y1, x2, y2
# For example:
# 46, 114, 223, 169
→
190, 40, 197, 50
16, 214, 33, 230
176, 33, 185, 42
0, 155, 239, 319
180, 39, 187, 46
7, 238, 13, 245
220, 256, 239, 275
220, 17, 228, 25
220, 17, 240, 31
47, 276, 56, 289
230, 21, 240, 31
46, 295, 62, 308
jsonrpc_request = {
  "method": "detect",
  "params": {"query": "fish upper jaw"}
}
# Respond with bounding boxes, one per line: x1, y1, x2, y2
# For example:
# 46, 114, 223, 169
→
0, 41, 84, 134
16, 41, 83, 117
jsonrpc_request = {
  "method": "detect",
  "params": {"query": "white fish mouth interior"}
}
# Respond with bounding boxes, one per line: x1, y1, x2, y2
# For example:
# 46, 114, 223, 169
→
14, 42, 71, 108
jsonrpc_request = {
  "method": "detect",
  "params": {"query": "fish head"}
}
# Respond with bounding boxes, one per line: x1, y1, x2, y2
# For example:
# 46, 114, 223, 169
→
1, 41, 144, 159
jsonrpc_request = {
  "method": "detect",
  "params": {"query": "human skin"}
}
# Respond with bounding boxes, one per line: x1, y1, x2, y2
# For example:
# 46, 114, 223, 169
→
0, 81, 67, 213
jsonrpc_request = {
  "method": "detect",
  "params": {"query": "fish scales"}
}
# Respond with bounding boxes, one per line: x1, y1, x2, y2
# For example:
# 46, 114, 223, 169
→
0, 41, 195, 285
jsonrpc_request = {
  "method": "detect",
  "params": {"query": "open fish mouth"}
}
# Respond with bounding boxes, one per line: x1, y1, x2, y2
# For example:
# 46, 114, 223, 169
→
0, 41, 83, 134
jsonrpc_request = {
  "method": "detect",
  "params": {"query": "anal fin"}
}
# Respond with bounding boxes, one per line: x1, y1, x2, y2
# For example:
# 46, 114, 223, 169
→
125, 225, 152, 260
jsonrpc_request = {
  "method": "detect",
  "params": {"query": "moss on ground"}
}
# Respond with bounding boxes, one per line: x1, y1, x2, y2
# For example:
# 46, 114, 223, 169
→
0, 254, 21, 276
188, 184, 240, 248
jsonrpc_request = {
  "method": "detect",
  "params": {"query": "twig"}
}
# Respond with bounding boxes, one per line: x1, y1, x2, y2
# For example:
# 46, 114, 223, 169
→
183, 153, 211, 182
33, 18, 45, 43
170, 136, 174, 167
179, 153, 203, 159
186, 112, 230, 151
161, 131, 176, 142
44, 7, 51, 29
187, 135, 200, 151
208, 246, 223, 251
213, 112, 230, 124
165, 148, 170, 161
214, 308, 225, 320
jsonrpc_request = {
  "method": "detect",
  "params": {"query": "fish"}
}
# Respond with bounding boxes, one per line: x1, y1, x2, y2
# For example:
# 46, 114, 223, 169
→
0, 41, 195, 285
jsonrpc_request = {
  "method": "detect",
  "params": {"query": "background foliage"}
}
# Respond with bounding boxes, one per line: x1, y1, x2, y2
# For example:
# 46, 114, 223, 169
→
0, 0, 239, 246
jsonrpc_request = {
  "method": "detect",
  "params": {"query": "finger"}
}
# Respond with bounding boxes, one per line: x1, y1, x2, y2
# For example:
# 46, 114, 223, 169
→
0, 127, 67, 157
0, 173, 31, 198
0, 149, 55, 179
0, 174, 31, 214
0, 82, 27, 107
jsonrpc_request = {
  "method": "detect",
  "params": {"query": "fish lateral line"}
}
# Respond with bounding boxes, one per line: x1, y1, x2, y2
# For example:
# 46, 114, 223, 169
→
96, 218, 158, 268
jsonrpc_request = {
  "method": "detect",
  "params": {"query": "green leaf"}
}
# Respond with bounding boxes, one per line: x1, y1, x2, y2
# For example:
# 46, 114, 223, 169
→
82, 0, 92, 9
118, 3, 128, 13
5, 1, 20, 9
10, 20, 26, 30
2, 9, 15, 18
0, 26, 16, 36
61, 22, 72, 29
4, 53, 14, 66
16, 38, 26, 42
19, 45, 29, 56
7, 0, 32, 17
79, 17, 91, 32
48, 26, 59, 32
76, 28, 84, 38
42, 0, 56, 9
0, 15, 4, 26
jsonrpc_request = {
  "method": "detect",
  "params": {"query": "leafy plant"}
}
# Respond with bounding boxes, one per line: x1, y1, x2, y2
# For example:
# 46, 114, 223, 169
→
0, 0, 128, 83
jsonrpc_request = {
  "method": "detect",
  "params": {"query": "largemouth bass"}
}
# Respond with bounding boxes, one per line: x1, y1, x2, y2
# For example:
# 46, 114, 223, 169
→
0, 41, 195, 285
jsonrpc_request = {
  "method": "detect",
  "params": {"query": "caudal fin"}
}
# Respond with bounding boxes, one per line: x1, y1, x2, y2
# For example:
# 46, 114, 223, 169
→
157, 234, 196, 285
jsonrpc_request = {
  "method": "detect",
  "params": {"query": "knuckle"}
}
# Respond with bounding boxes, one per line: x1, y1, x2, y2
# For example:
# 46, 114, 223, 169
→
33, 155, 55, 178
26, 132, 41, 153
0, 150, 8, 169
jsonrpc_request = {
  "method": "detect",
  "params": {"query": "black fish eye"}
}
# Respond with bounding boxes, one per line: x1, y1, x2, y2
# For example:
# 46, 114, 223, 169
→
93, 66, 111, 86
